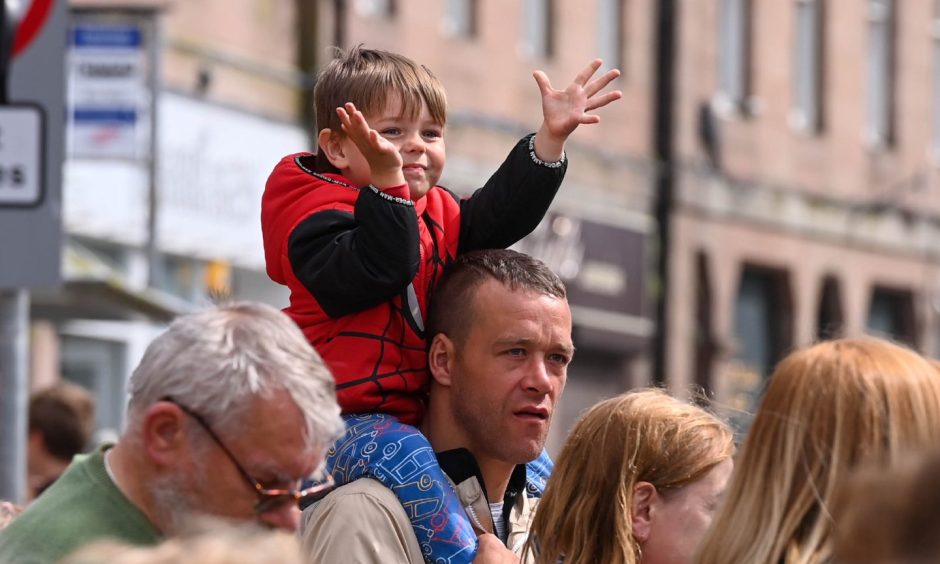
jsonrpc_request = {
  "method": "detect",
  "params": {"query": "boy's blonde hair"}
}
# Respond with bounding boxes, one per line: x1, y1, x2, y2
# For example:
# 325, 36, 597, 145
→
314, 46, 447, 173
696, 338, 940, 564
525, 388, 734, 564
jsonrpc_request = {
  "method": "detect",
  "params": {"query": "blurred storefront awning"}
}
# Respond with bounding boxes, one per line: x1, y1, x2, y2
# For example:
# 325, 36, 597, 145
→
30, 242, 192, 323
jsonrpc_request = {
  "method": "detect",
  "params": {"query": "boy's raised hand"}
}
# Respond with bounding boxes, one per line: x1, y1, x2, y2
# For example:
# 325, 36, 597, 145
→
532, 59, 622, 162
336, 102, 405, 189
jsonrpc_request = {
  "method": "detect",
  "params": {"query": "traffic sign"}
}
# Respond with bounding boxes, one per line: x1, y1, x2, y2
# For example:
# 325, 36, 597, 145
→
0, 0, 65, 288
13, 0, 54, 56
0, 105, 43, 206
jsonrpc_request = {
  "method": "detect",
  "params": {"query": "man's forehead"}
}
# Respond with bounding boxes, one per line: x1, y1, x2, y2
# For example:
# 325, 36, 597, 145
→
469, 282, 570, 328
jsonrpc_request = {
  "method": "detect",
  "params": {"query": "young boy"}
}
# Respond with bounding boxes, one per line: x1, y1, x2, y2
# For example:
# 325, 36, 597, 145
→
262, 47, 620, 559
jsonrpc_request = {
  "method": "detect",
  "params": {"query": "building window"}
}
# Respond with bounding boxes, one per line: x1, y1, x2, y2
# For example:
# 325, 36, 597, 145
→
792, 0, 823, 132
717, 0, 751, 111
867, 286, 916, 346
597, 0, 625, 73
731, 266, 792, 417
443, 0, 478, 38
157, 254, 203, 302
353, 0, 396, 18
866, 0, 895, 147
694, 252, 715, 394
521, 0, 555, 59
816, 275, 844, 339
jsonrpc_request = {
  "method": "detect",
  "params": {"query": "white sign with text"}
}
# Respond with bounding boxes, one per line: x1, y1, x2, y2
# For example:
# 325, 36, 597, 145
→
0, 106, 43, 206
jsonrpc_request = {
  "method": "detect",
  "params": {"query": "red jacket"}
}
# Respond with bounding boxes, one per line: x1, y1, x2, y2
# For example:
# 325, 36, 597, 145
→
262, 135, 566, 424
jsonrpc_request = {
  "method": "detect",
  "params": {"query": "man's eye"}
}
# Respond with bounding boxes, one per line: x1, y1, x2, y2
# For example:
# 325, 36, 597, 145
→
506, 348, 526, 358
548, 353, 570, 365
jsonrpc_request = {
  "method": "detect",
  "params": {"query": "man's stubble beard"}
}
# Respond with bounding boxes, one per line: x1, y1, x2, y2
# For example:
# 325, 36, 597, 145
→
449, 378, 547, 465
148, 459, 214, 536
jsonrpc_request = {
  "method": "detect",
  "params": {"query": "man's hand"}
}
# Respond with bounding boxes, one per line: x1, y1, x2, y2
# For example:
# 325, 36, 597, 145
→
472, 534, 520, 563
336, 102, 405, 189
532, 59, 622, 162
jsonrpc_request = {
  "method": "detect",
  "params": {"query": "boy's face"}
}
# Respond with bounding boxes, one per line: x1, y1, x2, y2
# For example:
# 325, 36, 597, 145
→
340, 95, 446, 201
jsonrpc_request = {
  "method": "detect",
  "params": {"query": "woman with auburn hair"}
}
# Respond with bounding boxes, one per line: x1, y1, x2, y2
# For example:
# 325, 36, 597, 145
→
525, 388, 735, 564
696, 337, 940, 564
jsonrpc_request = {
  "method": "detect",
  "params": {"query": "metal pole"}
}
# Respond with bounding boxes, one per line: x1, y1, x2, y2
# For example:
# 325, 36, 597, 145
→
0, 289, 29, 503
145, 13, 161, 288
651, 0, 677, 386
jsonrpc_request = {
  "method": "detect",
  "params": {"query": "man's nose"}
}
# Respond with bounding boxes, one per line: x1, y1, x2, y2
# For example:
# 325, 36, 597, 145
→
258, 503, 301, 532
524, 358, 552, 394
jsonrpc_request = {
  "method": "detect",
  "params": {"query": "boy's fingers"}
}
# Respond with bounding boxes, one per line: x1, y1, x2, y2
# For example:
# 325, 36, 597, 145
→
571, 58, 603, 86
585, 90, 623, 111
532, 70, 552, 96
584, 69, 622, 97
579, 114, 602, 125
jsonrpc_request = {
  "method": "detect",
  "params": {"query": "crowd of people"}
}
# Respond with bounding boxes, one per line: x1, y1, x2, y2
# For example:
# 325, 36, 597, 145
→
2, 45, 940, 563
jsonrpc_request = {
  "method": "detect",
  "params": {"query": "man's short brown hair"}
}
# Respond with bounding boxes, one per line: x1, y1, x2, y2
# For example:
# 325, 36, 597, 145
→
29, 382, 95, 461
313, 46, 447, 173
427, 249, 567, 346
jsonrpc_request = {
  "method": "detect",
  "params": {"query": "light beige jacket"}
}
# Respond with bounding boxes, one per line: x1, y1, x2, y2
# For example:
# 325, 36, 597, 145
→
300, 476, 538, 563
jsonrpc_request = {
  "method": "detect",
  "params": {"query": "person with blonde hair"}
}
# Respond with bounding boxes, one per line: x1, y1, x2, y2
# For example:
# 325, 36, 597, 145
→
832, 447, 940, 564
525, 388, 735, 564
696, 337, 940, 564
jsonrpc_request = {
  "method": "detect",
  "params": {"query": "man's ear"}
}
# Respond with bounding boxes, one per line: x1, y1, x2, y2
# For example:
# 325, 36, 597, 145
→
631, 481, 657, 542
428, 333, 456, 387
317, 128, 349, 170
140, 402, 188, 469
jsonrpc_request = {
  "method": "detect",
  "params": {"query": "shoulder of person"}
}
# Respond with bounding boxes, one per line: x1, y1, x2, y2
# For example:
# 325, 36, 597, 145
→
300, 478, 421, 564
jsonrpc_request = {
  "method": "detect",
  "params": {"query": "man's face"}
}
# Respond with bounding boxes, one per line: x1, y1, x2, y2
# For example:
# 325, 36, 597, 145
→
154, 391, 322, 533
447, 279, 573, 465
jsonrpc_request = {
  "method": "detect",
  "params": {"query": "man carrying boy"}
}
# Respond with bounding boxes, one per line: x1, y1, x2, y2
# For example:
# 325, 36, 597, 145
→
262, 47, 617, 561
301, 249, 574, 563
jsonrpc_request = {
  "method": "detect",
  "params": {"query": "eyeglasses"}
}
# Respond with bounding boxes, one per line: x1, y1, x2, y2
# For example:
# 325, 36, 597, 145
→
161, 397, 335, 514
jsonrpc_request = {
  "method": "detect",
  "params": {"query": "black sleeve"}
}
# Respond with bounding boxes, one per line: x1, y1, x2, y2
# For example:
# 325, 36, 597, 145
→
287, 186, 420, 318
457, 134, 567, 253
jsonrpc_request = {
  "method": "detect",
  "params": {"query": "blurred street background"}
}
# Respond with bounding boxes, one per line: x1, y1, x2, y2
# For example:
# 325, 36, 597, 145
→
3, 0, 937, 493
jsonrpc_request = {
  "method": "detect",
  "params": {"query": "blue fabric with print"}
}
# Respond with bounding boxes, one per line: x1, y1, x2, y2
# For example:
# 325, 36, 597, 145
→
324, 413, 553, 564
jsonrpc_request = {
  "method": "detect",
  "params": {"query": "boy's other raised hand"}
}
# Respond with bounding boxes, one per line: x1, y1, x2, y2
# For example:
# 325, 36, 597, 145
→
336, 102, 405, 189
531, 59, 622, 162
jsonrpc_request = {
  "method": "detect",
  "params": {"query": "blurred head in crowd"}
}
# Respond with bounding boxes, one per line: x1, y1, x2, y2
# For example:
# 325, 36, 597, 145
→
119, 302, 345, 534
63, 519, 303, 564
27, 381, 95, 499
526, 388, 734, 564
696, 338, 940, 564
833, 447, 940, 564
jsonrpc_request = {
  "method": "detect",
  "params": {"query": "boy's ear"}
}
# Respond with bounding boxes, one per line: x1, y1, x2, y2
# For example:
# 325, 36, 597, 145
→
428, 333, 455, 387
317, 128, 349, 170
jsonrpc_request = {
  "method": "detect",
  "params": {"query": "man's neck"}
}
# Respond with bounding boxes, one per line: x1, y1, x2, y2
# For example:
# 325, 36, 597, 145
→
474, 456, 516, 503
421, 417, 516, 503
107, 442, 164, 533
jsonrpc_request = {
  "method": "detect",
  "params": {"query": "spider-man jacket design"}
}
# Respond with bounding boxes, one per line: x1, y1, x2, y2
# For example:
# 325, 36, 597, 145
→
261, 134, 566, 424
